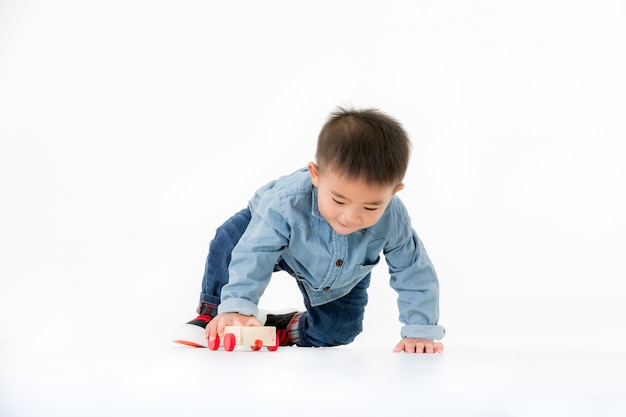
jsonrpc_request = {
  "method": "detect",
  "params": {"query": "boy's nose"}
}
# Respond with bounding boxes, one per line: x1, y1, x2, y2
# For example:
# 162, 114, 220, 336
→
339, 210, 360, 227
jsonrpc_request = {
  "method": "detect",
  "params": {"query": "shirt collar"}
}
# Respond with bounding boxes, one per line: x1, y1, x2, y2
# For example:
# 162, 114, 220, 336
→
311, 186, 323, 219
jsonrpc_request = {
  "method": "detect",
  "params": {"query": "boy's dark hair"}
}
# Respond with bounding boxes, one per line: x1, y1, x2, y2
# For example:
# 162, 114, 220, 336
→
316, 107, 411, 187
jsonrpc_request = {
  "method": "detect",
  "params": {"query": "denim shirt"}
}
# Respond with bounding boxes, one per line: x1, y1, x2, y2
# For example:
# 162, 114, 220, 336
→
219, 168, 445, 341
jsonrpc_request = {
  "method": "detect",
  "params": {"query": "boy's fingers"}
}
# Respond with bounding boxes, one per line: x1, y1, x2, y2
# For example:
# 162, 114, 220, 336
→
216, 317, 229, 338
206, 321, 217, 343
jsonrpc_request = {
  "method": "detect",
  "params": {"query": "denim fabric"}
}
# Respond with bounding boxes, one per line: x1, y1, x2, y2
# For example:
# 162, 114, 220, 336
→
198, 208, 252, 318
202, 168, 445, 341
199, 214, 371, 346
291, 272, 371, 347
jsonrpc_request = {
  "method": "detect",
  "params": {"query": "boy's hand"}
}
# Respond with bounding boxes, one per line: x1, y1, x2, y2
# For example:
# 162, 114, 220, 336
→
393, 338, 444, 353
206, 312, 263, 346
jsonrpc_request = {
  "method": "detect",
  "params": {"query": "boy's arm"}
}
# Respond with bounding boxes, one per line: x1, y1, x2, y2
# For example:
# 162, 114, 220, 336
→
385, 228, 446, 345
218, 200, 290, 319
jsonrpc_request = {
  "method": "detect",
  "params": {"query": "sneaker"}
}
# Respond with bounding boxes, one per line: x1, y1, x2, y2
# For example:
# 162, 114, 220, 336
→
275, 328, 292, 346
172, 314, 212, 348
257, 307, 300, 325
264, 311, 300, 346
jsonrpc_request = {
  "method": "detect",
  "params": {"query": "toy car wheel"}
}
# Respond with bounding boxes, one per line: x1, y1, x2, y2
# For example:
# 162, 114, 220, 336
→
208, 334, 220, 351
224, 333, 236, 351
267, 335, 279, 351
250, 339, 263, 351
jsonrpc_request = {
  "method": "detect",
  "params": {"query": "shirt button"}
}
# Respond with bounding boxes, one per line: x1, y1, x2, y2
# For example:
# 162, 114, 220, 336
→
335, 259, 343, 267
323, 287, 330, 291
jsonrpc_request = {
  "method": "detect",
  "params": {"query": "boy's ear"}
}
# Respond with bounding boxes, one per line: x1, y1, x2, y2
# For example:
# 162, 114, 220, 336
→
308, 162, 320, 187
394, 183, 405, 194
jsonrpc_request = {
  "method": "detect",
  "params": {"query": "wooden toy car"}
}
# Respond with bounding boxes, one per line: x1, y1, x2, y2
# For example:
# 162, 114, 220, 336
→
208, 326, 278, 352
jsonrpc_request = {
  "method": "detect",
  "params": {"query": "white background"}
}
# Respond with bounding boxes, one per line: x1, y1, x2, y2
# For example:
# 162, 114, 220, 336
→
1, 1, 625, 416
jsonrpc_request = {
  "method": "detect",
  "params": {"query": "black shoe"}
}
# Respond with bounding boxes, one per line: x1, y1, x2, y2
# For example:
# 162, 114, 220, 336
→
172, 314, 212, 347
265, 312, 299, 346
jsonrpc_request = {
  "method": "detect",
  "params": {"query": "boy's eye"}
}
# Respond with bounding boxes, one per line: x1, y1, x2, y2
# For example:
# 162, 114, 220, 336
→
364, 207, 378, 211
332, 198, 345, 205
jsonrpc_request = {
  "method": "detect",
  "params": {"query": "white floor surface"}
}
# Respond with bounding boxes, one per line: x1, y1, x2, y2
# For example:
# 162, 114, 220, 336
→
2, 330, 625, 417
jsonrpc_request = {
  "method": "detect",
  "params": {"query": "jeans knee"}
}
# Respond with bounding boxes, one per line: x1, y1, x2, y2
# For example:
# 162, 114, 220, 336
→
299, 320, 363, 347
333, 331, 361, 346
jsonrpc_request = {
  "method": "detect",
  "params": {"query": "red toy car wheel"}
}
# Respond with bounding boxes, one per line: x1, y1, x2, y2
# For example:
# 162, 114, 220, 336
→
250, 339, 263, 351
208, 334, 220, 351
224, 333, 236, 351
267, 334, 279, 351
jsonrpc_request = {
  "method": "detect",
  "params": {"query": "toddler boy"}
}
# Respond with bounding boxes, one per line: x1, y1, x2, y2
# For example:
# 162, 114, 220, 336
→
173, 107, 445, 353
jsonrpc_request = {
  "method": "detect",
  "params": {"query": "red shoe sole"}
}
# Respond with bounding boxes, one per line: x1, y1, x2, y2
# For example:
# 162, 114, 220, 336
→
173, 340, 206, 348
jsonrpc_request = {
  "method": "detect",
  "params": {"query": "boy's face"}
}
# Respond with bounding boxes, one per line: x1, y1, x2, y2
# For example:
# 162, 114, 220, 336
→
308, 162, 404, 235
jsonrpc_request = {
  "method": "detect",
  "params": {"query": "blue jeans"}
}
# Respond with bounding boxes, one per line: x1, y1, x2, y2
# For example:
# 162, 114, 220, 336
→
197, 208, 371, 347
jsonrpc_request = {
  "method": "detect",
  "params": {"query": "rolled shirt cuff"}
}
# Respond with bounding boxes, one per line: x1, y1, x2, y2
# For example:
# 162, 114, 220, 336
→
217, 298, 260, 319
401, 324, 446, 341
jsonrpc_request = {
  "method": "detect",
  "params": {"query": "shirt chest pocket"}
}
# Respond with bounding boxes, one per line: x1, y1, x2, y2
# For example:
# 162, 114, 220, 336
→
350, 256, 380, 281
